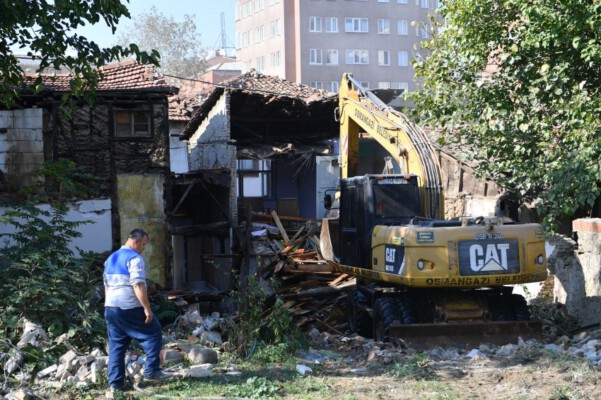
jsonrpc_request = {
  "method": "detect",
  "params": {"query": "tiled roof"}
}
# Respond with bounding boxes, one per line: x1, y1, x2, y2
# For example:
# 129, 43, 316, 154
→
180, 71, 337, 139
168, 94, 201, 122
30, 60, 177, 93
223, 71, 335, 103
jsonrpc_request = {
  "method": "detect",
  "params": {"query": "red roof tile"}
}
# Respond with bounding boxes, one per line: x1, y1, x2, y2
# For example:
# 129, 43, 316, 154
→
223, 71, 335, 102
29, 60, 176, 93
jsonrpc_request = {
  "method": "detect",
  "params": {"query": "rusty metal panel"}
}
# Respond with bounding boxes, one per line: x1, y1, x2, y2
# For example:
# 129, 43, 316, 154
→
117, 174, 167, 286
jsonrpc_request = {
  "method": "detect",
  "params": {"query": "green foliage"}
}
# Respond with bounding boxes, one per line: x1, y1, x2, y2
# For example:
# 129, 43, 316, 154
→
408, 0, 601, 233
251, 343, 295, 365
0, 161, 106, 356
116, 6, 206, 78
228, 376, 280, 399
389, 353, 435, 380
0, 0, 159, 107
224, 276, 308, 359
153, 297, 180, 328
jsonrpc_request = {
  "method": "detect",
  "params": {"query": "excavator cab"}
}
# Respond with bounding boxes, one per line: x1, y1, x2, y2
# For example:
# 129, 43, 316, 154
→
339, 174, 421, 268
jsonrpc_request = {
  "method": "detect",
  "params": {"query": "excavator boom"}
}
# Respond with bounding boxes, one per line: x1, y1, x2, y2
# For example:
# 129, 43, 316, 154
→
338, 73, 444, 219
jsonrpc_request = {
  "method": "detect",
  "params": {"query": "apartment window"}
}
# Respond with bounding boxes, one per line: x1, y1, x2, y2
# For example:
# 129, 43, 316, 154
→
391, 82, 409, 93
310, 49, 323, 64
378, 0, 390, 2
345, 17, 368, 33
115, 110, 151, 138
378, 82, 391, 89
326, 81, 338, 93
346, 49, 369, 64
255, 25, 265, 42
255, 56, 264, 71
397, 20, 408, 35
242, 1, 253, 17
398, 51, 409, 66
236, 32, 241, 49
271, 51, 281, 67
270, 19, 280, 36
242, 31, 251, 48
235, 3, 241, 20
378, 50, 390, 66
325, 17, 338, 32
310, 81, 324, 89
397, 0, 407, 3
237, 159, 272, 198
255, 0, 264, 10
309, 16, 322, 32
377, 19, 390, 34
326, 49, 339, 65
421, 0, 429, 7
421, 23, 431, 39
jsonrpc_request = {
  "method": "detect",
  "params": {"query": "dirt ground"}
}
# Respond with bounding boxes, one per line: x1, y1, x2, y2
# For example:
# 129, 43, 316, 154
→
303, 340, 601, 400
290, 309, 601, 400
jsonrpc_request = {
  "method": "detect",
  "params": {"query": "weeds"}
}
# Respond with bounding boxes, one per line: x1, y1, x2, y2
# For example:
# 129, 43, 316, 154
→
224, 275, 308, 360
229, 376, 280, 399
389, 353, 436, 380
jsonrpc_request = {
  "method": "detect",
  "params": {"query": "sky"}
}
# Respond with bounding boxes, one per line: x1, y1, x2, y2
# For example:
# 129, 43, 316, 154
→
59, 0, 235, 54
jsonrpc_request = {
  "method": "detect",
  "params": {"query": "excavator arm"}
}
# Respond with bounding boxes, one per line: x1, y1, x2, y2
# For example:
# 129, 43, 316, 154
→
338, 73, 444, 219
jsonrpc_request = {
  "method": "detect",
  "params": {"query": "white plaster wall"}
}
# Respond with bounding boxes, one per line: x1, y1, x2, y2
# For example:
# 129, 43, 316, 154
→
0, 108, 44, 187
187, 93, 235, 170
169, 130, 189, 174
0, 199, 112, 255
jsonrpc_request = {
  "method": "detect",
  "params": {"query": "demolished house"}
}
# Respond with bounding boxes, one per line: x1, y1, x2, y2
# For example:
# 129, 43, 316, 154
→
0, 60, 177, 286
173, 71, 339, 293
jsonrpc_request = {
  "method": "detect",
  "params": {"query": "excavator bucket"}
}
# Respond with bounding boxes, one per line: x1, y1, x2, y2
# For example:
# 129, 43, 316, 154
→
388, 320, 542, 350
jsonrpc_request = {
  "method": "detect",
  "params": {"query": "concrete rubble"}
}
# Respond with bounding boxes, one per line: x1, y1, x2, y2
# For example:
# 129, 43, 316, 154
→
0, 320, 220, 400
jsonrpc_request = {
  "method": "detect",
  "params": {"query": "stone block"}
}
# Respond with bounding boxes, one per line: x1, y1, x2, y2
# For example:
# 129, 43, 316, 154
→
160, 348, 184, 364
36, 364, 57, 379
187, 346, 218, 365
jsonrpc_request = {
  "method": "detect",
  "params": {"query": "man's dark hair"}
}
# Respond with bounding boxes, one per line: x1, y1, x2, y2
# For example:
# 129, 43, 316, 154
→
128, 228, 148, 240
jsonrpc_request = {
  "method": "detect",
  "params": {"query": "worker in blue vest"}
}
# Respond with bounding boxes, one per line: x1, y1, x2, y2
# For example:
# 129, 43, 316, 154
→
103, 228, 171, 392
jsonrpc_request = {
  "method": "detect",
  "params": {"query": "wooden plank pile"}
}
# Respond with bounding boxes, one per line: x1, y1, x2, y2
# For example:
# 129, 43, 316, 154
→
249, 211, 353, 335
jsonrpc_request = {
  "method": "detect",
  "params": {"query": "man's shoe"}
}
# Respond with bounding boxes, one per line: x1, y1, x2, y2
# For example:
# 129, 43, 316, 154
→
105, 387, 125, 400
144, 370, 174, 383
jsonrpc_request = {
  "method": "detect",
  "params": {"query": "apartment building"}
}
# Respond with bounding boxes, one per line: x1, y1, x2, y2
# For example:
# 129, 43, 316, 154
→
234, 0, 440, 94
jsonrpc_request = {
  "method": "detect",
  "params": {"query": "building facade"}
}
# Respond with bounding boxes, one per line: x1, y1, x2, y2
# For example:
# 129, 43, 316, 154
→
235, 0, 440, 93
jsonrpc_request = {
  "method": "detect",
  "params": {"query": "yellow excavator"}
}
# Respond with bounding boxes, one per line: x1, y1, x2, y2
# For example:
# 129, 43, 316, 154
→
320, 74, 548, 346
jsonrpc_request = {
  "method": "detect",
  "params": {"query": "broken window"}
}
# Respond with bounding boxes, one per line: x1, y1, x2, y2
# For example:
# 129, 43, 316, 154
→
237, 159, 272, 197
114, 110, 151, 138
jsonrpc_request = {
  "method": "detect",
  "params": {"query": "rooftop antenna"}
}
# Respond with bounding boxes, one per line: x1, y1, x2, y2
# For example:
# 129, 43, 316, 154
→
220, 12, 227, 51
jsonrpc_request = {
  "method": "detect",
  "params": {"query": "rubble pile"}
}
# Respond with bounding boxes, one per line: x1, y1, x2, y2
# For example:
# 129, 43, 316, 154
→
0, 318, 220, 399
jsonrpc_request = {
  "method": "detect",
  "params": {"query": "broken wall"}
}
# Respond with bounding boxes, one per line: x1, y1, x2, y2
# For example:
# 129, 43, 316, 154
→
187, 93, 235, 171
439, 152, 501, 219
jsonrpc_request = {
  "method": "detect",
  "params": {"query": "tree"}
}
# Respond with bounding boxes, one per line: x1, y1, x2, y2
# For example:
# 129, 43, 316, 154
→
117, 6, 206, 79
0, 0, 159, 107
408, 0, 601, 233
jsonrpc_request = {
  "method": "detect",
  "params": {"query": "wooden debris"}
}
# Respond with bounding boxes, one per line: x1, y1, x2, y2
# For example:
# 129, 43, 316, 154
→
244, 217, 352, 337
